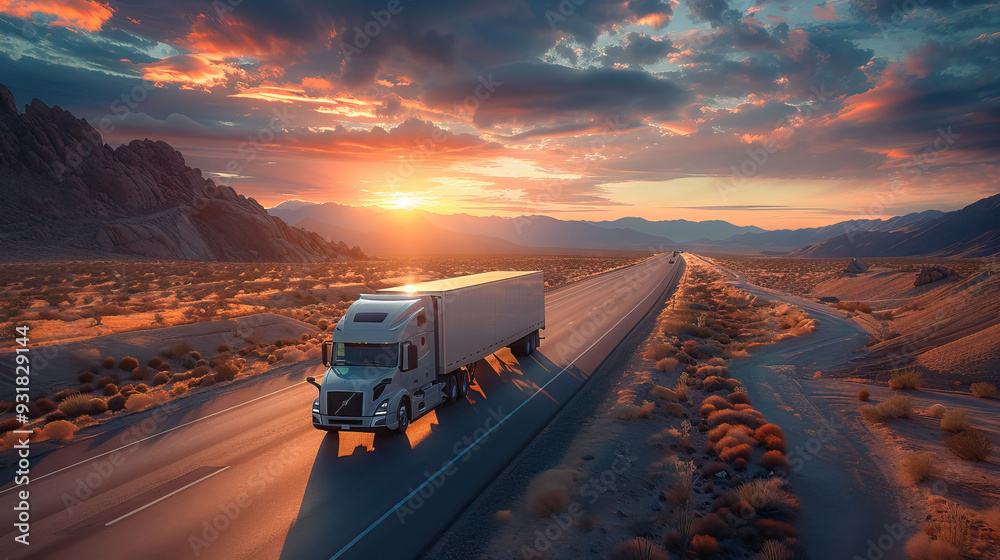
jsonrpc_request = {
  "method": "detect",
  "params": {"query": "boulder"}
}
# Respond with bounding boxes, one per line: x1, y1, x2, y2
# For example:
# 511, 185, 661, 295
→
914, 265, 955, 287
845, 258, 870, 274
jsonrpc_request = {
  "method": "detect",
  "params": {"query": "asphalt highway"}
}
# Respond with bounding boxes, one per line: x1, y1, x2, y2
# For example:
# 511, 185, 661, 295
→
0, 253, 684, 560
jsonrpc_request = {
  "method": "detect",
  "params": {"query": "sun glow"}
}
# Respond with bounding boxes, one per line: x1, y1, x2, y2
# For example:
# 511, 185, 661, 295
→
374, 191, 437, 211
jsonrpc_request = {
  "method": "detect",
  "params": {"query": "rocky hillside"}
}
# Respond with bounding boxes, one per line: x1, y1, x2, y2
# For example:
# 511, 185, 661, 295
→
0, 84, 364, 262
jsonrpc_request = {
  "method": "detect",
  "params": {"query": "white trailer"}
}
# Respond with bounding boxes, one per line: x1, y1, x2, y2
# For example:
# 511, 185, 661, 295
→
308, 271, 544, 434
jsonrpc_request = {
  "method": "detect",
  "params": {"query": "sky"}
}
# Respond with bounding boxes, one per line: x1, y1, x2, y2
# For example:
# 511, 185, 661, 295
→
0, 0, 998, 229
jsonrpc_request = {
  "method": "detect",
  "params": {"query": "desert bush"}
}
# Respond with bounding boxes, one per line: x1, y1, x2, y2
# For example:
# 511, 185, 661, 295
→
79, 383, 94, 393
125, 393, 154, 411
655, 357, 679, 372
888, 369, 922, 391
58, 394, 93, 416
860, 394, 913, 423
720, 443, 753, 463
644, 343, 676, 361
708, 407, 765, 429
939, 503, 973, 554
900, 453, 935, 484
702, 462, 730, 478
733, 458, 748, 471
170, 341, 194, 358
215, 362, 240, 382
673, 382, 689, 401
612, 401, 655, 420
664, 460, 698, 505
692, 512, 728, 538
857, 388, 870, 401
190, 365, 211, 378
131, 366, 155, 380
735, 478, 799, 518
134, 384, 149, 393
727, 391, 751, 405
171, 384, 188, 396
651, 385, 679, 401
35, 398, 56, 412
702, 395, 731, 410
53, 388, 78, 401
198, 374, 217, 386
118, 356, 139, 372
148, 356, 163, 368
663, 403, 686, 417
157, 363, 170, 372
101, 356, 115, 369
0, 417, 24, 434
609, 537, 670, 560
690, 534, 719, 557
834, 301, 872, 313
760, 450, 791, 471
102, 383, 118, 396
95, 376, 115, 390
39, 420, 77, 441
939, 409, 970, 433
970, 382, 997, 398
152, 371, 171, 386
945, 430, 992, 461
88, 398, 107, 414
904, 533, 959, 560
217, 343, 231, 353
78, 371, 95, 383
925, 404, 946, 418
44, 410, 68, 423
757, 519, 799, 539
107, 395, 127, 412
526, 469, 575, 516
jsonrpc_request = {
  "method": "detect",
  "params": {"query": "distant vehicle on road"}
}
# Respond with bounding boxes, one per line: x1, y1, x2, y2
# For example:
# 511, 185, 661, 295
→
308, 271, 545, 434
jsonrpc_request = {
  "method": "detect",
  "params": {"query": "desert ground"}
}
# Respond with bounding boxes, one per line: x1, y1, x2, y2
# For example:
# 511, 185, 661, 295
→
0, 253, 652, 451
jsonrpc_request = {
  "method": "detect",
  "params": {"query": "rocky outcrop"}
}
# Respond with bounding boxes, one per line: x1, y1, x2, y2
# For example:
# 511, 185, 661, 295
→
0, 83, 365, 262
845, 258, 869, 274
914, 266, 955, 287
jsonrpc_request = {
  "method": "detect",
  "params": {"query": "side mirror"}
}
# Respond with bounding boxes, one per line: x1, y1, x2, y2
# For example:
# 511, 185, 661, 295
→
321, 340, 333, 366
306, 376, 321, 391
400, 342, 418, 372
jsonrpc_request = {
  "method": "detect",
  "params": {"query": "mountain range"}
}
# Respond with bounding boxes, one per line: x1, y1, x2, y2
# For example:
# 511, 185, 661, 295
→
0, 84, 363, 263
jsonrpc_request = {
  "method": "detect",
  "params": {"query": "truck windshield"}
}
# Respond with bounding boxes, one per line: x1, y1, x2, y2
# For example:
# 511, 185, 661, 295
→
332, 342, 399, 368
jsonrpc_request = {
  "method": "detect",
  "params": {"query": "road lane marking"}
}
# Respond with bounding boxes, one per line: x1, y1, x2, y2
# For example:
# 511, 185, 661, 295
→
0, 383, 303, 494
104, 466, 230, 526
330, 257, 678, 560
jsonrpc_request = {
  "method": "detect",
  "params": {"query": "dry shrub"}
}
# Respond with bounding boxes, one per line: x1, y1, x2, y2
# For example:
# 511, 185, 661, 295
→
107, 394, 127, 412
152, 371, 171, 385
702, 462, 730, 478
652, 385, 679, 401
88, 398, 107, 414
79, 383, 93, 393
125, 393, 154, 412
692, 513, 729, 538
612, 401, 655, 420
102, 383, 118, 396
663, 402, 686, 417
78, 371, 95, 383
101, 356, 115, 369
690, 534, 719, 557
673, 383, 689, 401
39, 420, 77, 441
58, 394, 93, 416
702, 395, 731, 410
757, 540, 794, 560
945, 430, 992, 461
609, 537, 670, 560
720, 443, 753, 463
939, 503, 973, 555
0, 417, 25, 434
926, 404, 947, 418
171, 384, 189, 396
494, 510, 514, 522
170, 341, 194, 358
526, 468, 576, 516
644, 343, 677, 361
759, 450, 791, 472
900, 453, 935, 484
889, 369, 922, 391
727, 392, 751, 405
754, 424, 786, 447
95, 375, 116, 389
35, 398, 56, 412
857, 388, 870, 402
134, 384, 149, 393
939, 409, 970, 433
708, 407, 765, 429
699, 404, 717, 418
118, 356, 139, 372
148, 356, 163, 368
656, 357, 679, 372
861, 394, 913, 423
190, 365, 211, 378
970, 382, 997, 398
215, 362, 241, 382
904, 533, 959, 560
735, 478, 799, 518
757, 519, 799, 538
131, 366, 156, 380
217, 343, 231, 353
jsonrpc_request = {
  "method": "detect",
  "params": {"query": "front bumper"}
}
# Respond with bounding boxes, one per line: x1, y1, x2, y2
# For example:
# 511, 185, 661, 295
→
312, 412, 395, 432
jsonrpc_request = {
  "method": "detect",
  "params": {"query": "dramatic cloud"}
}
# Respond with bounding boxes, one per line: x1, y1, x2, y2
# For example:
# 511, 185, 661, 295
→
0, 0, 113, 31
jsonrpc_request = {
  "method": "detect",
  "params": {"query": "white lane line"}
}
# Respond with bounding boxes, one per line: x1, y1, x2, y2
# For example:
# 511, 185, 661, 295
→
104, 466, 230, 526
330, 258, 675, 560
0, 382, 303, 494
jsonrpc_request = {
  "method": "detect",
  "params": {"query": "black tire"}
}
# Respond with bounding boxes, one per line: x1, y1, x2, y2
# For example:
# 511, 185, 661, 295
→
444, 373, 459, 403
395, 400, 410, 434
456, 367, 469, 398
511, 335, 531, 357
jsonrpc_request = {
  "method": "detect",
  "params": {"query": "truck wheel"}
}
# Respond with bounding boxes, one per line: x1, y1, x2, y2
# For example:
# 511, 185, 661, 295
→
444, 373, 459, 403
395, 401, 410, 434
456, 367, 469, 398
511, 335, 531, 357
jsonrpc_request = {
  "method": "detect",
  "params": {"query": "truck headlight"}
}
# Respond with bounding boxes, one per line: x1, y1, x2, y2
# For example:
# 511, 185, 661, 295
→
374, 400, 389, 415
312, 398, 320, 413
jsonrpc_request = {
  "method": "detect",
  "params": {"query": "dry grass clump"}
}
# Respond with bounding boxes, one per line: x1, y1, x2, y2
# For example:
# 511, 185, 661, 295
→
655, 357, 679, 372
719, 443, 753, 463
169, 341, 194, 358
78, 371, 95, 383
970, 382, 997, 398
944, 430, 992, 461
903, 533, 958, 560
102, 383, 118, 396
609, 537, 670, 560
888, 369, 923, 391
925, 404, 947, 418
939, 409, 970, 433
859, 394, 913, 423
690, 534, 719, 557
39, 420, 77, 440
651, 385, 679, 401
101, 356, 115, 369
939, 503, 973, 555
152, 371, 171, 385
58, 394, 94, 416
125, 393, 154, 412
735, 478, 799, 519
612, 401, 655, 420
0, 417, 24, 434
756, 540, 794, 560
643, 343, 677, 361
707, 407, 766, 429
759, 450, 791, 472
118, 356, 139, 372
663, 402, 686, 417
663, 460, 698, 505
107, 394, 127, 412
526, 468, 576, 516
727, 391, 752, 405
900, 452, 935, 484
834, 301, 872, 313
857, 388, 870, 401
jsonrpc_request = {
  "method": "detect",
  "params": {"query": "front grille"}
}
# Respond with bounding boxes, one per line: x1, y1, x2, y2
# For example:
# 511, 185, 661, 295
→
326, 391, 364, 417
328, 418, 362, 425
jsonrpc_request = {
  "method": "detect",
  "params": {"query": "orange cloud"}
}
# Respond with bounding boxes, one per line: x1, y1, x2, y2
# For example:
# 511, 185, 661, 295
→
0, 0, 113, 31
813, 4, 838, 21
181, 13, 295, 59
142, 54, 242, 91
301, 76, 334, 90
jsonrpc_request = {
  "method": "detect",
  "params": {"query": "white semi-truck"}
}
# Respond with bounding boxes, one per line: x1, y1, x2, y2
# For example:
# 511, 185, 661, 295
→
307, 271, 545, 434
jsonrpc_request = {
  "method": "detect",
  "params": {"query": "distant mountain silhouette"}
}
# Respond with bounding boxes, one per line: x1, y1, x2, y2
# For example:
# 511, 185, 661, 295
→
791, 195, 1000, 257
0, 84, 364, 262
587, 217, 765, 242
